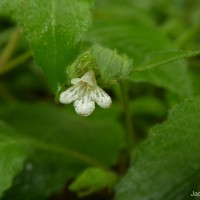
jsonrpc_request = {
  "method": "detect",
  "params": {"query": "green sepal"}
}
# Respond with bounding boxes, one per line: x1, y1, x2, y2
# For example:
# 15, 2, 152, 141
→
67, 50, 98, 83
91, 44, 132, 81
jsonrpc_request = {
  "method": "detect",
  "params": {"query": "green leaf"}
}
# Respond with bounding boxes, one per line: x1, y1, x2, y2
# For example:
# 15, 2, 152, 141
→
115, 96, 200, 200
0, 121, 29, 197
0, 103, 123, 199
132, 49, 200, 72
84, 4, 193, 96
69, 167, 118, 197
3, 0, 93, 93
94, 1, 154, 26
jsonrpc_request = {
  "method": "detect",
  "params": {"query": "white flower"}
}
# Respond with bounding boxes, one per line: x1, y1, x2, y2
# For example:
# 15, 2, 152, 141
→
59, 70, 112, 116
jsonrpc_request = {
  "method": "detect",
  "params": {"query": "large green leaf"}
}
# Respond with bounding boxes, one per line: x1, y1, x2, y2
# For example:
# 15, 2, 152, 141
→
3, 0, 93, 93
0, 103, 123, 199
115, 96, 200, 200
0, 121, 29, 197
84, 3, 193, 97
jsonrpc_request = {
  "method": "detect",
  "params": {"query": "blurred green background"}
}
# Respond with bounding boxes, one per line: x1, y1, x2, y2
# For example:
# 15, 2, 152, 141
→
0, 0, 200, 200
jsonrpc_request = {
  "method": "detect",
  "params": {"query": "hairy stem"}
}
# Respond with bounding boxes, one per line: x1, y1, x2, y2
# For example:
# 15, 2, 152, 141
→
119, 81, 134, 157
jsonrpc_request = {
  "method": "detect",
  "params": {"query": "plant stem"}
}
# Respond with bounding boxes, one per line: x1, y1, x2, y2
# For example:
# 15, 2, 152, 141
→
4, 138, 115, 174
16, 139, 113, 173
0, 28, 21, 67
176, 21, 200, 47
34, 142, 111, 171
119, 81, 134, 157
0, 51, 32, 74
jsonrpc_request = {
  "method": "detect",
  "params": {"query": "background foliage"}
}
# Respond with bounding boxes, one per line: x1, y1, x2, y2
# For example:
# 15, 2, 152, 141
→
0, 0, 200, 199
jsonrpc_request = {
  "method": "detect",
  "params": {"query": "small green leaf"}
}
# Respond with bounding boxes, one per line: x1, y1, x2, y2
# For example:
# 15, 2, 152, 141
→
115, 96, 200, 200
69, 167, 118, 197
0, 121, 29, 197
0, 103, 123, 199
3, 0, 93, 93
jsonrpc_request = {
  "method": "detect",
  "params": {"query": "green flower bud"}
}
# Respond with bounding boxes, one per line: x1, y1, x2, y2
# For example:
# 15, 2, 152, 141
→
67, 44, 132, 86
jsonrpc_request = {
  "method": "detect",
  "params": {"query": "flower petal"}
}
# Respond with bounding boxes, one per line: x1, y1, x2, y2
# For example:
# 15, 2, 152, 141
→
73, 93, 95, 116
93, 86, 112, 108
81, 70, 96, 87
71, 78, 81, 85
59, 85, 80, 104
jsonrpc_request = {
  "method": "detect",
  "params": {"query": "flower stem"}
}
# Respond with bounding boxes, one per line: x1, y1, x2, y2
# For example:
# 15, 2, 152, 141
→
119, 81, 135, 157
